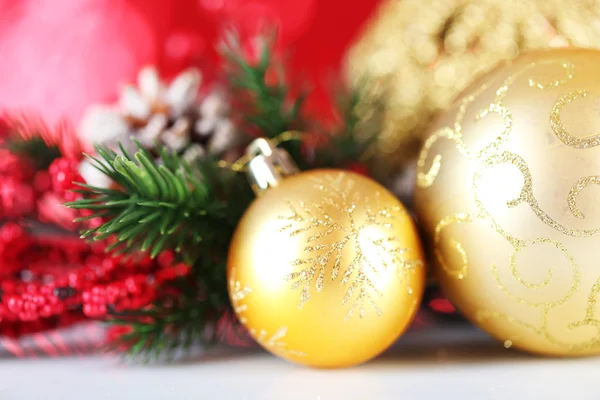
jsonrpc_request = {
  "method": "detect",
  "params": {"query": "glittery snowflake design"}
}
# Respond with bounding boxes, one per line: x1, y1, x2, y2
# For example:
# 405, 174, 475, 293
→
278, 173, 422, 320
229, 271, 306, 357
229, 278, 252, 324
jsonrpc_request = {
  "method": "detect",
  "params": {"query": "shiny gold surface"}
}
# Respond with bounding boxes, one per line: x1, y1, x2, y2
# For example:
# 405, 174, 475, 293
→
228, 170, 425, 367
347, 0, 600, 177
414, 49, 600, 356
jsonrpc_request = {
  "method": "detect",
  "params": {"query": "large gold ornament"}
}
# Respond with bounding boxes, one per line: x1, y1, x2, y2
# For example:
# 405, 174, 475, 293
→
414, 48, 600, 356
347, 0, 600, 177
228, 139, 425, 367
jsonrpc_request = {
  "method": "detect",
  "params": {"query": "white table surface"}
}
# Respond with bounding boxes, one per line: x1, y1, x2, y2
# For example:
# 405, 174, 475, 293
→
1, 323, 599, 400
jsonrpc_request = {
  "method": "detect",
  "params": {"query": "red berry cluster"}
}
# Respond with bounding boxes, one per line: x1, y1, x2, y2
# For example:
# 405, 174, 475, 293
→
0, 152, 86, 228
0, 118, 192, 340
3, 288, 65, 322
0, 221, 190, 337
0, 114, 83, 225
0, 149, 36, 219
48, 157, 84, 200
81, 275, 157, 318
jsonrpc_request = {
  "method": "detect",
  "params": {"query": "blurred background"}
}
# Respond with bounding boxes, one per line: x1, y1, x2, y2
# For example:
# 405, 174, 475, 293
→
3, 0, 600, 358
3, 0, 600, 178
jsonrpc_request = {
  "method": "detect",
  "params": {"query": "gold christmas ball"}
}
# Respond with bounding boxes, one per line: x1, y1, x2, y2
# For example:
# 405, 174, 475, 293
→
347, 0, 600, 178
415, 48, 600, 356
228, 169, 425, 367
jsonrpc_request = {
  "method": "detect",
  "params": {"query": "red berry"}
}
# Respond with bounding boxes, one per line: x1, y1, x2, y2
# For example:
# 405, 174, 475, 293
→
82, 304, 94, 317
68, 273, 80, 288
92, 286, 105, 296
62, 190, 81, 202
83, 303, 107, 318
106, 284, 123, 303
31, 295, 45, 306
174, 263, 190, 276
0, 149, 32, 181
7, 296, 23, 313
156, 268, 177, 282
157, 250, 175, 268
39, 286, 52, 296
23, 301, 36, 313
0, 223, 30, 258
33, 170, 52, 192
39, 305, 53, 318
0, 178, 35, 218
48, 157, 83, 194
19, 311, 37, 322
101, 257, 116, 273
1, 280, 17, 293
347, 162, 370, 177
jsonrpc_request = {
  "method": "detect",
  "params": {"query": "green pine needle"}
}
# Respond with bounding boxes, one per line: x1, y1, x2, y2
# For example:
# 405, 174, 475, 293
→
221, 32, 307, 166
106, 260, 230, 361
5, 135, 62, 170
67, 142, 235, 264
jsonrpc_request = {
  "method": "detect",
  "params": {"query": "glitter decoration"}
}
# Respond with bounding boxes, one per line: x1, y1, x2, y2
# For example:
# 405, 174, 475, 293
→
228, 166, 425, 367
434, 212, 475, 280
346, 0, 600, 177
228, 269, 305, 357
568, 176, 600, 219
415, 49, 600, 355
550, 90, 600, 149
278, 174, 422, 319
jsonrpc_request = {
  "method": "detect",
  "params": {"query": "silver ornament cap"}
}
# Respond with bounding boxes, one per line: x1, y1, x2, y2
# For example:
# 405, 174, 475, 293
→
246, 138, 298, 195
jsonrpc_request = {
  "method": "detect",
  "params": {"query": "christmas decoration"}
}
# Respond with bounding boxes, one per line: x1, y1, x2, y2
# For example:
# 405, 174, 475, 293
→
0, 114, 192, 341
347, 0, 600, 179
415, 48, 600, 356
0, 115, 83, 226
228, 138, 425, 367
57, 32, 382, 359
78, 66, 246, 187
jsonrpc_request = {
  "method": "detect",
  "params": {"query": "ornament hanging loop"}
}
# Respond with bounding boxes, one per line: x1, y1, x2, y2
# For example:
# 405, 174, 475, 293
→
246, 138, 298, 195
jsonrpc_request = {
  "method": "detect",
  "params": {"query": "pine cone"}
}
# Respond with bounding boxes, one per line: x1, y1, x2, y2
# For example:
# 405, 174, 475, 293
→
78, 67, 248, 186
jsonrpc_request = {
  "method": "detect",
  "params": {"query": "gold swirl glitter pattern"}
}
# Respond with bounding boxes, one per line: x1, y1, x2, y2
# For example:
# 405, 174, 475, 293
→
476, 151, 600, 237
434, 212, 476, 279
490, 238, 580, 308
279, 174, 422, 320
550, 90, 600, 149
425, 58, 600, 352
477, 306, 600, 352
568, 176, 600, 219
418, 61, 575, 190
528, 62, 574, 89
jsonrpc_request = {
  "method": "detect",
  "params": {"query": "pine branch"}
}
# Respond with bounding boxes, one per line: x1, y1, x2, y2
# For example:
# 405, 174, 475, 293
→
107, 253, 234, 360
67, 142, 244, 263
221, 32, 307, 166
221, 31, 381, 173
69, 141, 252, 358
5, 135, 61, 170
2, 113, 79, 169
309, 88, 382, 170
109, 270, 228, 361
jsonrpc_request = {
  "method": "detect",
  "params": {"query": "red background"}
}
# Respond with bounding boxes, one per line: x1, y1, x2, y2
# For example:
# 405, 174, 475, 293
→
0, 0, 381, 126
